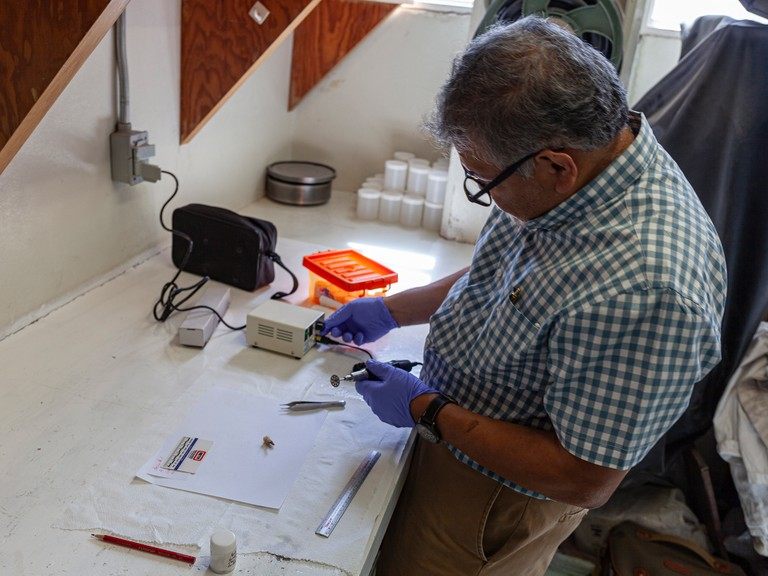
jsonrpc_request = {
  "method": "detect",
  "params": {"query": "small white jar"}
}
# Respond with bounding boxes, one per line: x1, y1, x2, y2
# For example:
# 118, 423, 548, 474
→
432, 158, 449, 171
422, 201, 444, 231
383, 160, 408, 191
400, 194, 425, 228
356, 188, 381, 220
426, 171, 448, 205
408, 158, 430, 168
379, 190, 403, 223
209, 529, 237, 574
406, 165, 429, 195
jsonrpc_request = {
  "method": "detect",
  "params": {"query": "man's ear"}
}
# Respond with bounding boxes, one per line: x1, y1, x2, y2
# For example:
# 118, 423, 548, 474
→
534, 150, 578, 195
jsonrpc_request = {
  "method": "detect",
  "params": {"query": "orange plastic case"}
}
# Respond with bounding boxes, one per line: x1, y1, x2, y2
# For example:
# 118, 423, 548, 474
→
302, 249, 398, 308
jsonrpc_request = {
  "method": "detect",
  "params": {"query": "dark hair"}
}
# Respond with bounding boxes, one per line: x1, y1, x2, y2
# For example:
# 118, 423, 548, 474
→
425, 16, 629, 174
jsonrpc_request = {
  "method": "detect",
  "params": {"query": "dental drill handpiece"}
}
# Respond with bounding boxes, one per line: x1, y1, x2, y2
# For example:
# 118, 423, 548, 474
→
330, 360, 420, 387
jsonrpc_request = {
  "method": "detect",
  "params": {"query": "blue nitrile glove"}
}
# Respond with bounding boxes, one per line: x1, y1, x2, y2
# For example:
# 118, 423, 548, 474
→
321, 297, 399, 345
355, 360, 438, 428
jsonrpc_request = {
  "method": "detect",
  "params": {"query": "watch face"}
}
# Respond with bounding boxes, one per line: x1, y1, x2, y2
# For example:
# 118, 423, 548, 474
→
415, 423, 439, 444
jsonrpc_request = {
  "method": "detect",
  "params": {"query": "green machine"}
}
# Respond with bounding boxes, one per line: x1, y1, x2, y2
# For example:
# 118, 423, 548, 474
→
474, 0, 625, 70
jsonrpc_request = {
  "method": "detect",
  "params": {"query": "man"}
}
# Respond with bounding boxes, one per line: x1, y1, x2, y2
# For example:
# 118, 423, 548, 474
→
323, 17, 726, 576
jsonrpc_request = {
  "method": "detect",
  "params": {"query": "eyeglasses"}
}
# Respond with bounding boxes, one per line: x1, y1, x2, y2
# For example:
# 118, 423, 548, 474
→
463, 150, 541, 207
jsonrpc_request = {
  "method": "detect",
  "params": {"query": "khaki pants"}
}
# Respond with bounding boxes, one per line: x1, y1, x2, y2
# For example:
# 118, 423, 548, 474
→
377, 439, 588, 576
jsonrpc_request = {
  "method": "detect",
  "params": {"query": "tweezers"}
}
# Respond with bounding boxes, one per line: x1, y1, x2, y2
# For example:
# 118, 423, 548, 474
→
281, 400, 346, 411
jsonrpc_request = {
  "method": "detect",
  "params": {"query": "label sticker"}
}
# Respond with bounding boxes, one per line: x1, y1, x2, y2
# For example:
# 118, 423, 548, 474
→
161, 436, 213, 474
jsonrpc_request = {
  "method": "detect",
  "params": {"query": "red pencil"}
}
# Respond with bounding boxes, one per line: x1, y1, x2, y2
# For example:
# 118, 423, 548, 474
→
92, 533, 196, 565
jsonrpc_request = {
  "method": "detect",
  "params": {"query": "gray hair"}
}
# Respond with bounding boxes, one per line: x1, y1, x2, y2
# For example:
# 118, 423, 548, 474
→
425, 16, 628, 175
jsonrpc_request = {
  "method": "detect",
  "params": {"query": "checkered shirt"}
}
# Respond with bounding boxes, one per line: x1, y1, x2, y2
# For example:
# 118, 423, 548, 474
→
421, 112, 727, 499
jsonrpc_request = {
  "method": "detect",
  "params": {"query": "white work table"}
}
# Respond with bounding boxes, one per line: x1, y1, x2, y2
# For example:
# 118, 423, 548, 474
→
0, 192, 474, 575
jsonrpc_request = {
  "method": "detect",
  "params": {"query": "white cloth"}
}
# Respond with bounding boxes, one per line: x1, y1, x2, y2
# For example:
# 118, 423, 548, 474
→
53, 367, 411, 575
572, 485, 711, 556
714, 321, 768, 556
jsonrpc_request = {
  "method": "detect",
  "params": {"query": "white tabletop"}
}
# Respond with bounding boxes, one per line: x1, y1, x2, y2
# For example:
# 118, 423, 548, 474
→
0, 192, 474, 575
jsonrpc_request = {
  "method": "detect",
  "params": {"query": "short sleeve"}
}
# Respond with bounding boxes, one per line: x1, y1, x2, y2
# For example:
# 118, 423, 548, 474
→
544, 288, 721, 469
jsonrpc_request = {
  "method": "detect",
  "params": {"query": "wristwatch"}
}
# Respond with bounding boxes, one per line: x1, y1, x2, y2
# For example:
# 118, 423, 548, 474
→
415, 393, 456, 443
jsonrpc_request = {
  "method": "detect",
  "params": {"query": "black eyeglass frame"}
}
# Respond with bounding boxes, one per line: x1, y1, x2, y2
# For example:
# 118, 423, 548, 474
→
463, 150, 542, 206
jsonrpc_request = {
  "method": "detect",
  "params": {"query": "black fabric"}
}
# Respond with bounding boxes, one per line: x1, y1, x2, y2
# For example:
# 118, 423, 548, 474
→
740, 0, 768, 18
680, 16, 735, 59
634, 20, 768, 452
171, 203, 297, 298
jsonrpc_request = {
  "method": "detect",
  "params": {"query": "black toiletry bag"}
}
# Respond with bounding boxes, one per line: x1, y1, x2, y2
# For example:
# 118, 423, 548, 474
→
171, 203, 297, 297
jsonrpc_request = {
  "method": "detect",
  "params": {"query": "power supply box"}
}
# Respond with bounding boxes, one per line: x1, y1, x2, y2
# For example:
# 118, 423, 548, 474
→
246, 300, 325, 358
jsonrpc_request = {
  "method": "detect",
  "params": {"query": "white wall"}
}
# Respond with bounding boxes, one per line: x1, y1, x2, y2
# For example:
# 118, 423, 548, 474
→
627, 32, 682, 105
292, 7, 470, 191
437, 0, 500, 242
0, 2, 472, 338
0, 0, 297, 338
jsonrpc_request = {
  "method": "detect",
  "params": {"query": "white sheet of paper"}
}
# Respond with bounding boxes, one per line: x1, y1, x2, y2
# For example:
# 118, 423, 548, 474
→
136, 388, 327, 509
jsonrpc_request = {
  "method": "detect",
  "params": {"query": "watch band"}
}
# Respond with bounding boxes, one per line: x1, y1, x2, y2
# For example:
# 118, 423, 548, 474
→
417, 393, 456, 443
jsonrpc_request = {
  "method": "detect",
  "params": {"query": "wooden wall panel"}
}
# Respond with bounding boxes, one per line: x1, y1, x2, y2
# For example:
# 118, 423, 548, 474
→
0, 0, 130, 175
180, 0, 322, 144
289, 0, 396, 111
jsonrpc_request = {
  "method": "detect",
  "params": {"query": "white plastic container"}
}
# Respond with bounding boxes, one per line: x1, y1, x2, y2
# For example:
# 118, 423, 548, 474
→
432, 158, 449, 170
383, 160, 408, 191
406, 165, 429, 195
422, 201, 444, 231
400, 194, 424, 227
210, 529, 237, 574
408, 158, 430, 168
426, 171, 448, 205
356, 188, 381, 220
393, 151, 415, 162
363, 179, 383, 190
378, 190, 403, 223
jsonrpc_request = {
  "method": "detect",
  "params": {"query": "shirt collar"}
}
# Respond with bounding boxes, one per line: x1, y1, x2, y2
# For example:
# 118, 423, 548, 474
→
518, 111, 655, 232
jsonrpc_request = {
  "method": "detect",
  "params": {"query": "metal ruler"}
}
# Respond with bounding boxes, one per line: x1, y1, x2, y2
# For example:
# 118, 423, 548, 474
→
316, 450, 381, 537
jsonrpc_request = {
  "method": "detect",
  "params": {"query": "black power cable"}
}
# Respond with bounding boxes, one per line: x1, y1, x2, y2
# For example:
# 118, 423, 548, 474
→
315, 334, 374, 359
151, 173, 384, 352
152, 170, 245, 330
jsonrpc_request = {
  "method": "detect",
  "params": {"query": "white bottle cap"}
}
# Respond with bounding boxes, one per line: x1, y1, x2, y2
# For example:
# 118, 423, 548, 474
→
210, 529, 237, 574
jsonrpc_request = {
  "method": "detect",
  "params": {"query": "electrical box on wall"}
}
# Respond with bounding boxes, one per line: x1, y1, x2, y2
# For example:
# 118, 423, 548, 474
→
110, 10, 160, 186
110, 128, 160, 185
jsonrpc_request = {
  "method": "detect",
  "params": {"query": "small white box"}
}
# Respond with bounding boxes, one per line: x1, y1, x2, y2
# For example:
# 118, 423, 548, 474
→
246, 301, 325, 358
178, 285, 231, 348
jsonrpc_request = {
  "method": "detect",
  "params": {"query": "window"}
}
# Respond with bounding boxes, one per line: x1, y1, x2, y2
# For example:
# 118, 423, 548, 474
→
416, 0, 474, 6
649, 0, 767, 31
406, 0, 475, 12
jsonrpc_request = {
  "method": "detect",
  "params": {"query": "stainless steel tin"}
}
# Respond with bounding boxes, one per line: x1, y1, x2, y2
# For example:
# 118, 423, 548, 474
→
266, 161, 336, 206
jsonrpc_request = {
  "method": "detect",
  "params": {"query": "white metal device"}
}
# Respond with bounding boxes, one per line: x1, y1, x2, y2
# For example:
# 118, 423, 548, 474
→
246, 300, 325, 358
316, 450, 381, 538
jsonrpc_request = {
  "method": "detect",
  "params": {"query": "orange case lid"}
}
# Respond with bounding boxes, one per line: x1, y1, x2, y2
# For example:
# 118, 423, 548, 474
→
302, 249, 398, 292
